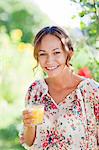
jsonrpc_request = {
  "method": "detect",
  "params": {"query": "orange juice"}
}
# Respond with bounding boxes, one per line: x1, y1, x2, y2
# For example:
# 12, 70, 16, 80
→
30, 104, 44, 125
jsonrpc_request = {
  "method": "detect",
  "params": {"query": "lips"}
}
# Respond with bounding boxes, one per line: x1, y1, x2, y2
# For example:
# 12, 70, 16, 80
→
45, 65, 59, 71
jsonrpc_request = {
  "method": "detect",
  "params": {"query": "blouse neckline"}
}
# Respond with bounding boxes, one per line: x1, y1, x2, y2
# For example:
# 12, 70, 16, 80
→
41, 77, 88, 106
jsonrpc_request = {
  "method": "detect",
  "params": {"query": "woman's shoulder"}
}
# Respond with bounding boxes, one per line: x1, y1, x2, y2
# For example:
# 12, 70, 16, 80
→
25, 79, 47, 105
78, 77, 99, 89
83, 78, 99, 91
88, 78, 99, 88
79, 78, 99, 101
30, 79, 43, 87
27, 78, 47, 93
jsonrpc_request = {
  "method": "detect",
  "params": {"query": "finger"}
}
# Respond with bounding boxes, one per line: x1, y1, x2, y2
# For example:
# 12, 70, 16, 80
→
23, 118, 33, 126
23, 113, 33, 120
23, 114, 30, 120
23, 110, 30, 115
20, 136, 25, 144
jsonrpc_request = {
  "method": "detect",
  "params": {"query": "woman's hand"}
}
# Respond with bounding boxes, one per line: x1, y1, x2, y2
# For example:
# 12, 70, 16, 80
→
19, 134, 25, 144
21, 110, 36, 146
23, 110, 34, 127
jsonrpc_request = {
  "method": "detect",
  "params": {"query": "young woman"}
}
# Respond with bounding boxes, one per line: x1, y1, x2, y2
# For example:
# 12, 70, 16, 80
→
19, 26, 99, 150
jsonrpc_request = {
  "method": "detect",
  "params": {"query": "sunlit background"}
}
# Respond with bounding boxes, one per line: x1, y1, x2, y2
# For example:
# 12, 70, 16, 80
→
0, 0, 99, 149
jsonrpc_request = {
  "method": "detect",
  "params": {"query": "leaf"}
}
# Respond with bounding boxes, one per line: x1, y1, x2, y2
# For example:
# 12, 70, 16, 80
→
79, 11, 86, 17
80, 21, 86, 30
85, 3, 94, 8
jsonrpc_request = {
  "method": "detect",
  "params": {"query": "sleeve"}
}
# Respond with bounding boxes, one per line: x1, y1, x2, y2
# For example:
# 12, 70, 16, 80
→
88, 79, 99, 147
90, 80, 99, 146
81, 79, 99, 149
89, 79, 99, 121
18, 81, 38, 150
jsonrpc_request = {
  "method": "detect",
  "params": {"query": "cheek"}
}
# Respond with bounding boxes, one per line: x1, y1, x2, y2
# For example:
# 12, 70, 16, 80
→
58, 55, 66, 64
38, 57, 46, 66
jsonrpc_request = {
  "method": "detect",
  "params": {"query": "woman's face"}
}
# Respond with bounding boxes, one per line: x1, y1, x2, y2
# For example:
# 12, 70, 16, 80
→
38, 34, 67, 78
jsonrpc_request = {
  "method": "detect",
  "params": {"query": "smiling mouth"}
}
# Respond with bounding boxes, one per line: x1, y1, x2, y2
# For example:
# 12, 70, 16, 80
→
45, 65, 59, 71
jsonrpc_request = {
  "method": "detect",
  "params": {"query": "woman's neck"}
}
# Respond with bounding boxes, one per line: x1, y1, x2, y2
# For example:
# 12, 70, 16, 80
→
45, 66, 78, 91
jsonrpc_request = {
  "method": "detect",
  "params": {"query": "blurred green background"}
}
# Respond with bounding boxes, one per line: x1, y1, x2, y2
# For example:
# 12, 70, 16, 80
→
0, 0, 98, 149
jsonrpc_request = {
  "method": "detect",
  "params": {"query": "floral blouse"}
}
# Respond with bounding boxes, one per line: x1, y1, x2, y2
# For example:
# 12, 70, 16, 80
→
19, 78, 99, 150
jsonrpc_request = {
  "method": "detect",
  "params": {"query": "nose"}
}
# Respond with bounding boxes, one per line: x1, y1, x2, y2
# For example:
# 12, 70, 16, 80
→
46, 54, 54, 64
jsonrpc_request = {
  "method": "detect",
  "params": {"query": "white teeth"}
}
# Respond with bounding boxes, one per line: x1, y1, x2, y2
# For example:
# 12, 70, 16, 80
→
46, 66, 58, 70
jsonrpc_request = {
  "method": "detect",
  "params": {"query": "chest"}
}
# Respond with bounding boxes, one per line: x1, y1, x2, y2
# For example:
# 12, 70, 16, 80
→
48, 87, 76, 104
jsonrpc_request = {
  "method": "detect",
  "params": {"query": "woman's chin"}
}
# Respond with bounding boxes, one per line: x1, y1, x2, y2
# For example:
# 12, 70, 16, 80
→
43, 65, 65, 78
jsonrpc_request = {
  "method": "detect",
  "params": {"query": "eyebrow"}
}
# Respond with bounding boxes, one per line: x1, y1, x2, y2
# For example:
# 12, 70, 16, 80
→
39, 48, 60, 52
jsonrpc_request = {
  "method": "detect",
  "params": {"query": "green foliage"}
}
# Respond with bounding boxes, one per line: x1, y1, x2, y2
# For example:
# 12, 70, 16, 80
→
71, 0, 99, 46
80, 21, 86, 30
71, 41, 99, 81
0, 0, 50, 43
0, 100, 25, 149
87, 57, 99, 81
0, 82, 17, 103
0, 120, 25, 150
0, 0, 50, 104
0, 33, 32, 104
70, 0, 99, 81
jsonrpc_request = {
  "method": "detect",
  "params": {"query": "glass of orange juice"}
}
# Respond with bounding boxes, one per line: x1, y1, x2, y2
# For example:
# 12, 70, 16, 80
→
27, 104, 44, 125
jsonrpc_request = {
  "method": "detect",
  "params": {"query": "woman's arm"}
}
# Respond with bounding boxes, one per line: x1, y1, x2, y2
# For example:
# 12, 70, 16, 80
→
24, 126, 36, 146
22, 110, 37, 146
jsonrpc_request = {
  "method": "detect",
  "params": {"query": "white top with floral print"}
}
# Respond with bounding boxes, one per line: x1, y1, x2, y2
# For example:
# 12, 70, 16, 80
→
19, 78, 99, 150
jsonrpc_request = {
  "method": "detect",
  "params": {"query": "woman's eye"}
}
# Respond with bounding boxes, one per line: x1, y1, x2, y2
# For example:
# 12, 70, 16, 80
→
39, 53, 46, 56
54, 52, 61, 55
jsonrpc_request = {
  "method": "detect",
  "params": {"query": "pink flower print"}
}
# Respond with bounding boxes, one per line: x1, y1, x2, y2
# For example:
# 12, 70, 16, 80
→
92, 92, 95, 96
68, 114, 72, 117
32, 82, 37, 87
63, 101, 66, 104
42, 141, 48, 148
94, 104, 99, 119
96, 95, 99, 99
84, 89, 86, 93
43, 129, 66, 148
40, 91, 42, 97
60, 143, 63, 147
42, 96, 45, 103
51, 103, 57, 109
72, 100, 82, 116
74, 94, 78, 100
93, 88, 97, 92
89, 96, 93, 103
53, 130, 58, 137
34, 95, 38, 100
64, 115, 66, 118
